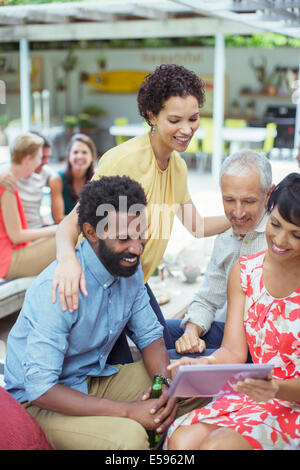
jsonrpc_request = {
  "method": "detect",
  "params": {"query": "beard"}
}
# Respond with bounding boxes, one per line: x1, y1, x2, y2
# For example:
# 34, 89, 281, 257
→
97, 239, 140, 277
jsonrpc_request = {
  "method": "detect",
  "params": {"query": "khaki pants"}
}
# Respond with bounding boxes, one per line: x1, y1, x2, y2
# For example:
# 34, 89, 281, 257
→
6, 237, 56, 279
23, 362, 210, 450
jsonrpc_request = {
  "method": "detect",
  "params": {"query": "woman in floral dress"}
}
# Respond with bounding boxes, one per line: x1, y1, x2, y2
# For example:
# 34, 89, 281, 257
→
165, 173, 300, 450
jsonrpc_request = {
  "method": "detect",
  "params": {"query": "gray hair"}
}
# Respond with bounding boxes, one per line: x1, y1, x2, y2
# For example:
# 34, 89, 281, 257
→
220, 149, 272, 193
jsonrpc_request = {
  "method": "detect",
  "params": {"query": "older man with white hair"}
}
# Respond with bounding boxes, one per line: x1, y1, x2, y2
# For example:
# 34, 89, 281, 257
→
167, 149, 275, 359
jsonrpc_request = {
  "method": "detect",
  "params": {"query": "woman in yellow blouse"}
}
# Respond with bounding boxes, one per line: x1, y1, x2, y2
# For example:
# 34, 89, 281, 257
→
51, 64, 229, 362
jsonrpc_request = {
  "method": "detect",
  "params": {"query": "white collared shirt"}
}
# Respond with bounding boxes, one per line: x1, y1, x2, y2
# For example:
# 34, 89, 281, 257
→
16, 165, 53, 228
181, 213, 268, 334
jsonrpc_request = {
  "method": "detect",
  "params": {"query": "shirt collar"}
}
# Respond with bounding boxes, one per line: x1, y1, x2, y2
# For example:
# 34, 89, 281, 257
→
79, 239, 117, 288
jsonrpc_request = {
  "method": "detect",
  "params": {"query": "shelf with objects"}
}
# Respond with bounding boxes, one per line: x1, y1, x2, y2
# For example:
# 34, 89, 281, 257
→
236, 61, 297, 155
239, 91, 291, 99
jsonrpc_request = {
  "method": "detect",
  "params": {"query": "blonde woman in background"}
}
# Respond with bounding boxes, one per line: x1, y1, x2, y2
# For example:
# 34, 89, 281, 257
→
0, 132, 57, 280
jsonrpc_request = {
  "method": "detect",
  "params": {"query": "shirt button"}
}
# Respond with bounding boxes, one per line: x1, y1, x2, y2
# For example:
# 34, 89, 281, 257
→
103, 283, 107, 289
110, 330, 113, 335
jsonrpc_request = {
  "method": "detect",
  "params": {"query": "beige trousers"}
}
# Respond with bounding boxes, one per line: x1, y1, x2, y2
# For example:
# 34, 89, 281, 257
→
23, 362, 210, 450
6, 237, 56, 279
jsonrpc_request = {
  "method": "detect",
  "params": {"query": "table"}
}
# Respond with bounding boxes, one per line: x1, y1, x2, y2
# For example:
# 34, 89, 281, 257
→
109, 123, 275, 154
221, 127, 275, 153
109, 124, 147, 137
148, 273, 204, 320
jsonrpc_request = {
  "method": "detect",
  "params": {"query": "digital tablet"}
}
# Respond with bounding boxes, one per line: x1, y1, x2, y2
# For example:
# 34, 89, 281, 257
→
168, 363, 273, 398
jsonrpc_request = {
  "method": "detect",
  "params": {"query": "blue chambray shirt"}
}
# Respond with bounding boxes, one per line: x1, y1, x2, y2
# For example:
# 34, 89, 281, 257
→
4, 239, 163, 403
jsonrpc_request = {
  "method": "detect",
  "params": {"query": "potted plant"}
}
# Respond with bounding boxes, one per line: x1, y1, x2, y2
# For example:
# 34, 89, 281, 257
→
245, 100, 255, 117
262, 72, 278, 95
231, 100, 240, 116
63, 115, 78, 135
61, 50, 78, 75
61, 51, 78, 114
97, 54, 107, 70
77, 113, 93, 134
261, 66, 282, 95
80, 71, 89, 83
55, 77, 66, 92
82, 105, 107, 119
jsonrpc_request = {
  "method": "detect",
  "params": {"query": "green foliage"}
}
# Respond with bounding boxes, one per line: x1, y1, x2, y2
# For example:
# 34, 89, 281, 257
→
82, 105, 107, 118
287, 37, 300, 48
0, 4, 299, 52
63, 115, 78, 129
64, 107, 106, 130
100, 34, 300, 49
61, 50, 78, 73
77, 113, 92, 127
225, 33, 300, 48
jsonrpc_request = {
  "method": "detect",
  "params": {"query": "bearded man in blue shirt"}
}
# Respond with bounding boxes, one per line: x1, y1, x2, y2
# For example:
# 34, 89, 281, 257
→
4, 175, 206, 450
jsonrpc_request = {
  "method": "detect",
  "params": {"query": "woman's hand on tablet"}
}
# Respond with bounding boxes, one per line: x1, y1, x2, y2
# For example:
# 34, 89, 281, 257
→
167, 355, 216, 372
232, 371, 277, 402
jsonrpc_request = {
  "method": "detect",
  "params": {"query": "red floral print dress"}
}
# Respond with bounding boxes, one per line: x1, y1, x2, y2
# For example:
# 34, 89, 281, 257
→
164, 251, 300, 450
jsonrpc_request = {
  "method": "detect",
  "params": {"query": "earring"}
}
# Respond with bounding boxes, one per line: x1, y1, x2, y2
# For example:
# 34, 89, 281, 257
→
151, 125, 156, 134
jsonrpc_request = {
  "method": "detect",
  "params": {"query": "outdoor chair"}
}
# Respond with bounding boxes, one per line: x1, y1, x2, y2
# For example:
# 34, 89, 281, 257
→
224, 119, 247, 153
182, 135, 201, 169
198, 118, 214, 171
251, 122, 277, 157
113, 117, 129, 146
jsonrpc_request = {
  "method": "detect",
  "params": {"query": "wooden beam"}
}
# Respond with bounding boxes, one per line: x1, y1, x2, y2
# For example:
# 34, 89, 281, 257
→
131, 5, 168, 20
173, 0, 300, 38
0, 17, 261, 42
72, 8, 115, 22
0, 14, 25, 25
25, 12, 69, 24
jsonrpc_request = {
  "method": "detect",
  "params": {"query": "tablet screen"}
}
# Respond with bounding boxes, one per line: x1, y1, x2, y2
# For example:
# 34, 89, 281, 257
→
168, 363, 273, 398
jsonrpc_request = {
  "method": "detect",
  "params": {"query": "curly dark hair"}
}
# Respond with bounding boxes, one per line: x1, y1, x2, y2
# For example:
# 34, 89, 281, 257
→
267, 172, 300, 226
77, 175, 147, 233
137, 64, 205, 126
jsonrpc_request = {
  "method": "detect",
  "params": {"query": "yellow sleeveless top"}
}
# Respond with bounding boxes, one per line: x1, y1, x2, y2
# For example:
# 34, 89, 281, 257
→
81, 133, 190, 283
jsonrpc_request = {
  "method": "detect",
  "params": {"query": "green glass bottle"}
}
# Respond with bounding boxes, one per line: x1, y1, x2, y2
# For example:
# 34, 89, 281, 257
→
148, 374, 163, 448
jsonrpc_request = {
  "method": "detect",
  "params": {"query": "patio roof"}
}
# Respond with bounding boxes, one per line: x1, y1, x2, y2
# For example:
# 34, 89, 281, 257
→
0, 0, 299, 42
1, 0, 299, 182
